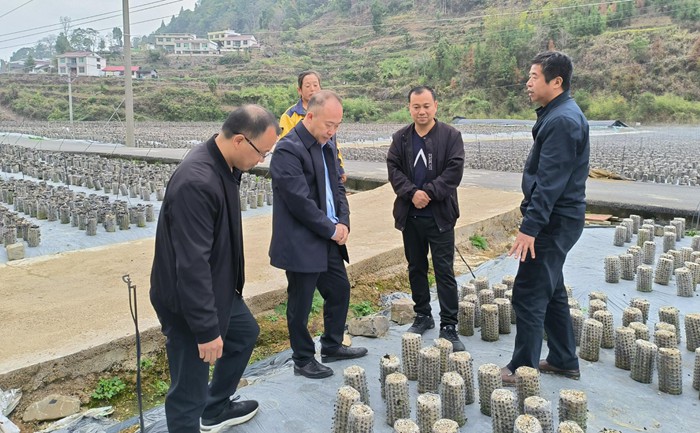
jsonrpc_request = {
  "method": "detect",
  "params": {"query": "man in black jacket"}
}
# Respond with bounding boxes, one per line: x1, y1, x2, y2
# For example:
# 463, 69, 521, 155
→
387, 86, 466, 351
150, 105, 279, 433
270, 90, 367, 379
501, 51, 590, 385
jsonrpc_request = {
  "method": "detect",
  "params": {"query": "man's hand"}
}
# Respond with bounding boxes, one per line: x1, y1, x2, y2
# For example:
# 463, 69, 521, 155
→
198, 336, 223, 365
508, 231, 536, 262
340, 173, 347, 183
332, 223, 350, 245
412, 190, 431, 209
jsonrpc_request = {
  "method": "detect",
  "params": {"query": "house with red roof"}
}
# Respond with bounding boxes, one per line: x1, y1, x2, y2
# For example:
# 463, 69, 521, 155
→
102, 65, 140, 78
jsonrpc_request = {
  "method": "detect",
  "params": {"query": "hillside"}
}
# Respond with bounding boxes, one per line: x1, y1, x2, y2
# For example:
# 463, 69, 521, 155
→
1, 0, 700, 123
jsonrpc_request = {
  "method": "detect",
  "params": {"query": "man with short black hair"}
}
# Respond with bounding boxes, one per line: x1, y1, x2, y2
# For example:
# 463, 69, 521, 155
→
270, 90, 367, 379
387, 86, 466, 352
501, 51, 589, 385
150, 105, 280, 433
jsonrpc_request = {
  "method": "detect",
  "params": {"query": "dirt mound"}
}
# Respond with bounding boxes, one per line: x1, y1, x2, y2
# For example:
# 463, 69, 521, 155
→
589, 168, 632, 180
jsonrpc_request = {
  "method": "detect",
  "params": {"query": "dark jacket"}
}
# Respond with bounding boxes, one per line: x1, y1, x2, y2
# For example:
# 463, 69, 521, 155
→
269, 121, 349, 273
519, 90, 590, 237
150, 135, 244, 344
387, 120, 465, 232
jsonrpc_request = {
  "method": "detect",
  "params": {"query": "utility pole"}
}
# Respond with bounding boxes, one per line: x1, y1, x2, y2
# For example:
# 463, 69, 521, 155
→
122, 0, 135, 146
68, 74, 73, 125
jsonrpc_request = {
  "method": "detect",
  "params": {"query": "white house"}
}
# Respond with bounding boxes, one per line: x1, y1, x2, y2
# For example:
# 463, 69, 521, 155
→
56, 52, 104, 76
207, 30, 258, 52
173, 37, 217, 55
154, 33, 197, 53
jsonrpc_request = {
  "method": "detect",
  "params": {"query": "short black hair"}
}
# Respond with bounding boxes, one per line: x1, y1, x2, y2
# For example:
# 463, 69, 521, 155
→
407, 85, 436, 102
531, 51, 573, 92
220, 104, 281, 140
297, 70, 321, 89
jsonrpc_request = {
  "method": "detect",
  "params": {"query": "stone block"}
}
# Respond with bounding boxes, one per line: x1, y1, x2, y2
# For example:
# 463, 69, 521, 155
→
391, 298, 415, 325
6, 242, 25, 261
347, 315, 390, 337
23, 394, 80, 422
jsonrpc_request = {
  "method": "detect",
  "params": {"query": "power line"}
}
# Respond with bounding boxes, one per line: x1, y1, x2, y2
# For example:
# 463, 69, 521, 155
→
0, 15, 172, 52
0, 0, 177, 37
0, 0, 182, 44
0, 0, 36, 19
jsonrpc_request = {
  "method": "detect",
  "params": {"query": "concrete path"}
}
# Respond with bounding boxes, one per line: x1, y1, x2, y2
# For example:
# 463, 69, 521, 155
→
0, 182, 521, 377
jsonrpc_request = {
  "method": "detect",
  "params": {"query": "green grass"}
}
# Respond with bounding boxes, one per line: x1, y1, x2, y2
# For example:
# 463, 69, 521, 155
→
349, 301, 376, 317
310, 290, 323, 316
91, 377, 126, 401
470, 234, 489, 250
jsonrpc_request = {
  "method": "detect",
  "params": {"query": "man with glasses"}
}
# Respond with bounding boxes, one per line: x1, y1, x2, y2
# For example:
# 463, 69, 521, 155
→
270, 90, 367, 379
150, 105, 279, 433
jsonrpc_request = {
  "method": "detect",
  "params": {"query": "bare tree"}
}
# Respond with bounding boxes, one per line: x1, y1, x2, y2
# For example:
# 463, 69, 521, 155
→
60, 16, 72, 35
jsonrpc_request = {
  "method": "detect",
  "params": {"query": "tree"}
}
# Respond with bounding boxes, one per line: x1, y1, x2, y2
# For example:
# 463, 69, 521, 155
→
70, 28, 99, 51
10, 47, 33, 61
371, 0, 386, 34
60, 16, 72, 35
24, 54, 36, 73
112, 27, 123, 47
55, 33, 72, 54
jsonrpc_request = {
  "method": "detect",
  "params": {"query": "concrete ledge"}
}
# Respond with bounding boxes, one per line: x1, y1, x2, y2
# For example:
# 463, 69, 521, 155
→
587, 199, 699, 228
0, 327, 165, 392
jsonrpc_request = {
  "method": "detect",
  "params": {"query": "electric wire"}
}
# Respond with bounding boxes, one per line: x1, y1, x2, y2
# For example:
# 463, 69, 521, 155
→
0, 0, 36, 20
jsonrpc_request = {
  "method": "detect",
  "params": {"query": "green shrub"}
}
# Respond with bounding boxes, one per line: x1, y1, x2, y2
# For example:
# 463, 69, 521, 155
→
153, 380, 169, 397
343, 97, 381, 122
91, 377, 126, 401
469, 234, 488, 250
585, 93, 629, 121
350, 301, 376, 317
384, 108, 412, 123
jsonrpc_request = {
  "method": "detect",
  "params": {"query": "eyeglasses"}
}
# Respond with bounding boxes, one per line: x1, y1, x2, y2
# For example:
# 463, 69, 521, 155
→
233, 132, 271, 159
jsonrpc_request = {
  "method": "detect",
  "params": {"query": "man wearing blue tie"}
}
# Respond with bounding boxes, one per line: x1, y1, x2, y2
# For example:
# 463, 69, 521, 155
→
269, 90, 368, 379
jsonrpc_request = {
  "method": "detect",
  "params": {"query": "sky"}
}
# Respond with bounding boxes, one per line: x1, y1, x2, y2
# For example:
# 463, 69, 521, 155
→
0, 0, 199, 60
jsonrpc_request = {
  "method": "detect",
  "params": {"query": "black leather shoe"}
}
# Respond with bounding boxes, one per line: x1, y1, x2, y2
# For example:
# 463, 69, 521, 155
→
321, 345, 368, 363
407, 314, 435, 335
294, 358, 333, 379
539, 359, 580, 380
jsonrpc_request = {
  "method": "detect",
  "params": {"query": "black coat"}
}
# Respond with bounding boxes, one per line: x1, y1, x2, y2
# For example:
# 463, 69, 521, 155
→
269, 121, 349, 273
150, 135, 244, 344
519, 90, 590, 237
387, 120, 465, 232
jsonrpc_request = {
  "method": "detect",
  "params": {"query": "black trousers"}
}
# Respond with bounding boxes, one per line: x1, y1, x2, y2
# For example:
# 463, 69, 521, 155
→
286, 241, 350, 365
161, 294, 259, 433
402, 215, 459, 326
507, 215, 584, 372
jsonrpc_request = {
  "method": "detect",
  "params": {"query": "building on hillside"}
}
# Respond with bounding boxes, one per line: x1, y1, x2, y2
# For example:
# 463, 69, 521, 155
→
137, 68, 159, 79
102, 66, 140, 78
173, 37, 217, 55
207, 30, 258, 52
56, 52, 104, 76
6, 60, 25, 73
154, 33, 197, 53
31, 59, 52, 74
